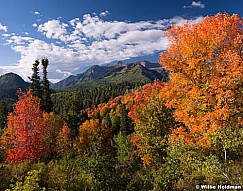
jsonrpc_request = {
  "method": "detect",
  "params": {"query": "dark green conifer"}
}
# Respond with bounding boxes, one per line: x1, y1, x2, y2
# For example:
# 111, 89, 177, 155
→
0, 100, 8, 129
29, 60, 41, 98
120, 104, 134, 135
41, 58, 53, 112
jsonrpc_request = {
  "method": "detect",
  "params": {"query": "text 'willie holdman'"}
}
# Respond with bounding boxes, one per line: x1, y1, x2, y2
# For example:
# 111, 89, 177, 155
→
196, 184, 242, 190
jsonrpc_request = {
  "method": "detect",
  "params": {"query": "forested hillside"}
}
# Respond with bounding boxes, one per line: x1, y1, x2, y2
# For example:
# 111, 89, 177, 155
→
0, 13, 242, 191
0, 73, 29, 100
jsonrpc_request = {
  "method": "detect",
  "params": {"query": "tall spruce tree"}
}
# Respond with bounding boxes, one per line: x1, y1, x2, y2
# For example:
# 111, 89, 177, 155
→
41, 58, 53, 112
29, 60, 41, 98
0, 100, 8, 129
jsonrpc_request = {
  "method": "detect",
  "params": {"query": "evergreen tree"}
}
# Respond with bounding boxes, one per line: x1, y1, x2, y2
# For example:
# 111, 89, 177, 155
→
0, 100, 8, 129
29, 60, 41, 98
120, 104, 134, 135
41, 58, 53, 112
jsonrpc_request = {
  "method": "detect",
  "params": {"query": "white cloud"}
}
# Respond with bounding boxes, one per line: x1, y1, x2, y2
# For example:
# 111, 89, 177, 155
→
1, 12, 203, 82
32, 23, 38, 27
192, 1, 205, 8
56, 69, 73, 77
69, 18, 80, 26
2, 33, 10, 38
33, 11, 42, 22
0, 23, 7, 32
100, 11, 110, 17
6, 36, 34, 45
183, 1, 205, 9
1, 37, 77, 81
38, 20, 68, 40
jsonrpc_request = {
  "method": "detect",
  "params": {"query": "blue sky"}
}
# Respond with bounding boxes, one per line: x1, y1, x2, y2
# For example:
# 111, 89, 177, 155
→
0, 0, 242, 82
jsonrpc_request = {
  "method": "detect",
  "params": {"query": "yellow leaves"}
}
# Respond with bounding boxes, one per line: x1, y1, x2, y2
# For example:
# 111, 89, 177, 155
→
78, 119, 99, 148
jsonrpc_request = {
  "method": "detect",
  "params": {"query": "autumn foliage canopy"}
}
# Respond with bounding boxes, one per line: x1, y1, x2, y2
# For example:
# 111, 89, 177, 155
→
1, 90, 46, 162
159, 13, 243, 147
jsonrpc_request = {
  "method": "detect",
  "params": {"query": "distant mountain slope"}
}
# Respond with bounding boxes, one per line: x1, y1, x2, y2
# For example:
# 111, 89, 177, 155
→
103, 63, 164, 83
52, 61, 168, 90
53, 62, 125, 89
0, 73, 30, 99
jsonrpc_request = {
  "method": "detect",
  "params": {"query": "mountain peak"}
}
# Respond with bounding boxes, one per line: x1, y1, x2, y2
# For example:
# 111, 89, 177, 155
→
52, 60, 168, 89
1, 72, 21, 78
0, 72, 30, 99
0, 73, 29, 89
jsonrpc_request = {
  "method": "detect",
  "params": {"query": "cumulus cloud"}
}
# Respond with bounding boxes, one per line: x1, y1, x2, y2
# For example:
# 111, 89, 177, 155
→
192, 1, 205, 8
100, 11, 110, 17
0, 23, 7, 32
38, 20, 68, 40
183, 1, 205, 9
1, 12, 203, 82
192, 1, 205, 9
34, 11, 40, 15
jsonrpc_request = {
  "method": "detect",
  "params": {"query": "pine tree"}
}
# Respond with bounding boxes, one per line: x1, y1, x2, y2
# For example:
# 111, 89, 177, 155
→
29, 60, 41, 98
0, 100, 8, 129
120, 104, 133, 135
41, 58, 53, 112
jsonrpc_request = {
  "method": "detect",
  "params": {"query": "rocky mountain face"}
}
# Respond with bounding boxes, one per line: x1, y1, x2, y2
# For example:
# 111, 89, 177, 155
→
52, 61, 168, 89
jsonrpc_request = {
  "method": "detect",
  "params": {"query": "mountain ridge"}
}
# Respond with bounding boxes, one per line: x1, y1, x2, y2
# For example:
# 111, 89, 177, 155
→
52, 60, 168, 89
0, 60, 168, 98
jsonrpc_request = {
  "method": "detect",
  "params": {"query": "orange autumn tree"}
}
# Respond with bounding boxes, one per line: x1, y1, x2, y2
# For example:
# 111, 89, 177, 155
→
1, 90, 71, 163
159, 13, 243, 147
1, 90, 47, 163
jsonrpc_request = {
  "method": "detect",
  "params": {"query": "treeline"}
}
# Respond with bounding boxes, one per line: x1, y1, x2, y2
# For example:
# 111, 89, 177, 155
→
52, 81, 145, 115
0, 13, 242, 191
